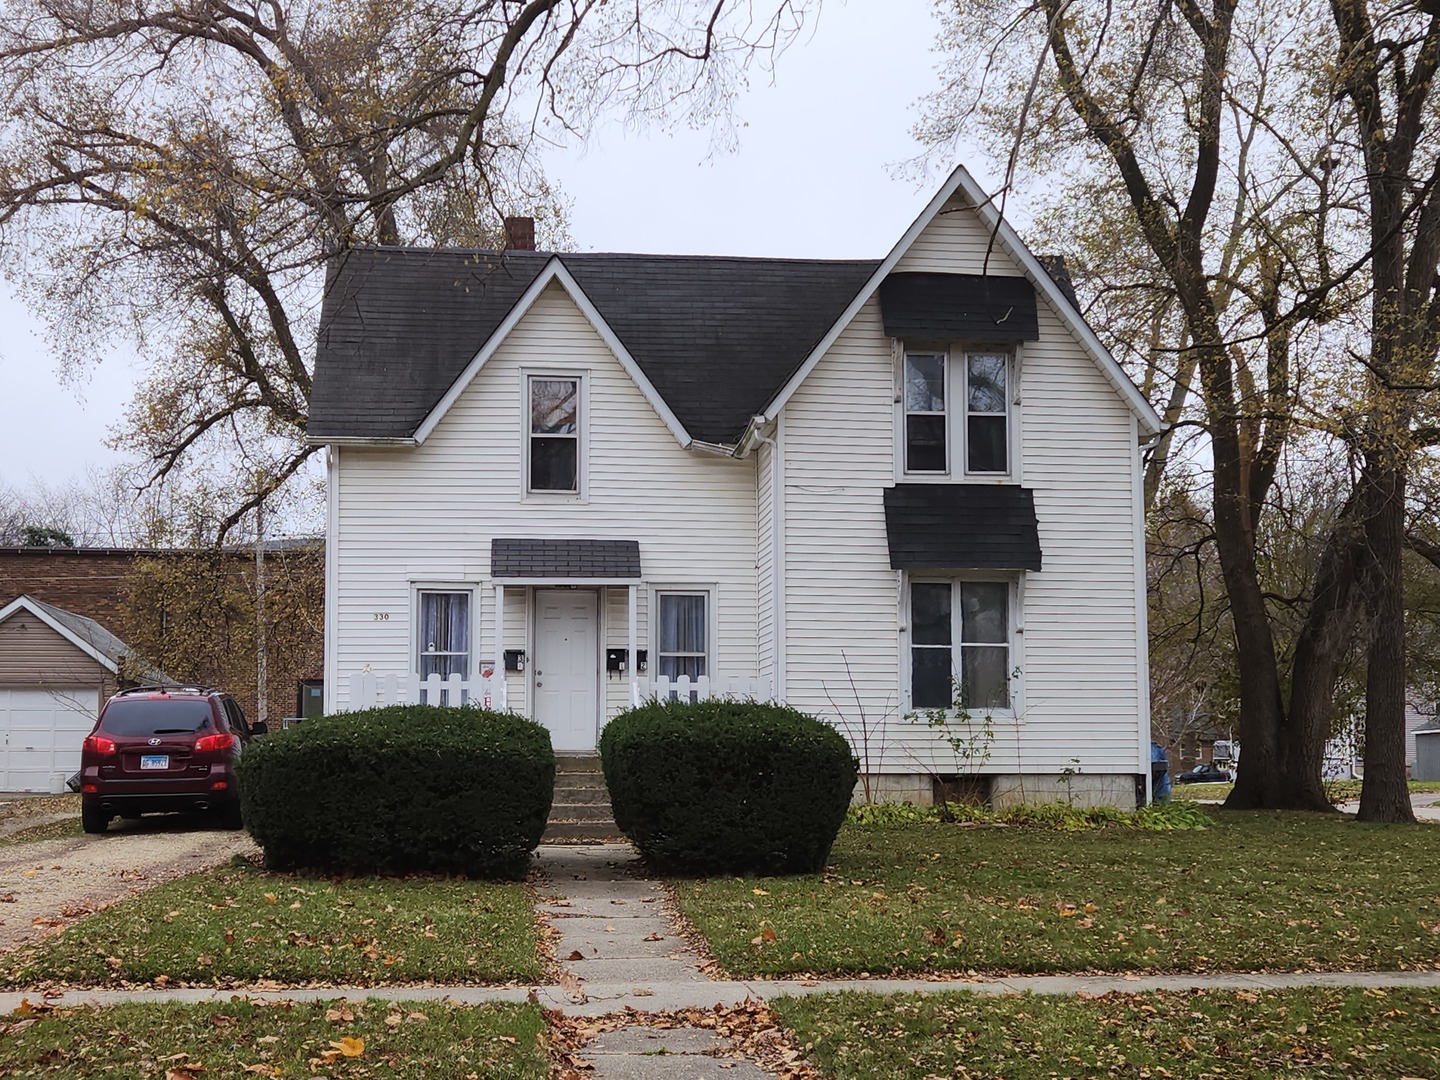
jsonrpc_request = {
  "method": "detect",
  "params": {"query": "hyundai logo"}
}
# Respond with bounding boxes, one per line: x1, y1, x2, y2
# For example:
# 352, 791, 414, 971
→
148, 737, 162, 746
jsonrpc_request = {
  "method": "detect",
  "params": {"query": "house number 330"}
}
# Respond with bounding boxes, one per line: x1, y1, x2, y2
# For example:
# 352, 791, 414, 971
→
372, 612, 390, 621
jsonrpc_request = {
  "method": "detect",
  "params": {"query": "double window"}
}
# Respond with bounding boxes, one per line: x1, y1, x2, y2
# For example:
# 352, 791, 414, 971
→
903, 349, 1011, 476
418, 590, 470, 679
910, 580, 1012, 711
528, 375, 580, 494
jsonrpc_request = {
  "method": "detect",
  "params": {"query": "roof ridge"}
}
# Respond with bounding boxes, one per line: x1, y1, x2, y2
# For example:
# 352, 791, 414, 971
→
337, 245, 881, 266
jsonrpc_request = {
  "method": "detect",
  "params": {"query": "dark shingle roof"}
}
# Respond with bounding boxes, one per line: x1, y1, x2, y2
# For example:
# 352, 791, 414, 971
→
309, 249, 880, 446
878, 273, 1039, 342
491, 538, 641, 579
883, 485, 1042, 571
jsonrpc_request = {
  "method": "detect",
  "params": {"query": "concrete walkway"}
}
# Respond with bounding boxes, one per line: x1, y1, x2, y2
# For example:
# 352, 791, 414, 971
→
7, 842, 1440, 1075
7, 967, 1440, 1016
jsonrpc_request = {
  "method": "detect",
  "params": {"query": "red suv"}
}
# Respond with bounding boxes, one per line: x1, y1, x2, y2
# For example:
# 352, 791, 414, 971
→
79, 686, 267, 834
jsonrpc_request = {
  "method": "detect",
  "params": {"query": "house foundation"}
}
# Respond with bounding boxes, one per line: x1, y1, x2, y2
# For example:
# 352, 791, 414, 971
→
853, 772, 1141, 811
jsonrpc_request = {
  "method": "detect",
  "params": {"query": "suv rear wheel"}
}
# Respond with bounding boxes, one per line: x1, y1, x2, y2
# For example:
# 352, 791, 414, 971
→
81, 803, 111, 834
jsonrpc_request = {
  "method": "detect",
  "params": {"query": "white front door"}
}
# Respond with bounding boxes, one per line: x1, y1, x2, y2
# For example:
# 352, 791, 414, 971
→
533, 589, 599, 752
0, 686, 100, 792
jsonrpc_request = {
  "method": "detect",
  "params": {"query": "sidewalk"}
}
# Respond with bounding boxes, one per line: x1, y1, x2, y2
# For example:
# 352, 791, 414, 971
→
6, 843, 1440, 1077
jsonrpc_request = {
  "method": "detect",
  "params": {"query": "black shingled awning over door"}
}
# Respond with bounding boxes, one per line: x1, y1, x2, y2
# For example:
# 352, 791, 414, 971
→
883, 485, 1042, 571
490, 538, 641, 579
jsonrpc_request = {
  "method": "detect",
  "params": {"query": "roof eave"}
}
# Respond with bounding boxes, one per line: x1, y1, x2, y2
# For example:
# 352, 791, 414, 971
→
0, 595, 121, 674
305, 435, 420, 448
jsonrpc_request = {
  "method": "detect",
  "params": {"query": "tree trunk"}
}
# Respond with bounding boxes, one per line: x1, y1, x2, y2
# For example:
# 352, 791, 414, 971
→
1281, 499, 1366, 813
1357, 460, 1416, 822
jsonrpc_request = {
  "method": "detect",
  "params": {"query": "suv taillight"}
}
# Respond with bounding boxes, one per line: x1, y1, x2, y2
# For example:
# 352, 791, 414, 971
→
83, 735, 117, 756
194, 732, 237, 753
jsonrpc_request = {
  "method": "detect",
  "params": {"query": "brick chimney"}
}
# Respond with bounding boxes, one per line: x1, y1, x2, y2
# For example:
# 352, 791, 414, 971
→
504, 216, 536, 251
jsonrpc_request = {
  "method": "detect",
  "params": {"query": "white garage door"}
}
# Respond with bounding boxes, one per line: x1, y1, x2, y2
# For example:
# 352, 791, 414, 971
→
0, 687, 100, 792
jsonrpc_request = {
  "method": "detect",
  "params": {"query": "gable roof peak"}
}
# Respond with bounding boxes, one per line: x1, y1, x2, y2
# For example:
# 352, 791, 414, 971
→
753, 163, 1162, 438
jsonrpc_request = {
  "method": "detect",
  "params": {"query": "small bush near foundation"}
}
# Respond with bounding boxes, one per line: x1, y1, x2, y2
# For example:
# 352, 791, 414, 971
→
845, 799, 1210, 831
600, 699, 857, 874
238, 705, 554, 878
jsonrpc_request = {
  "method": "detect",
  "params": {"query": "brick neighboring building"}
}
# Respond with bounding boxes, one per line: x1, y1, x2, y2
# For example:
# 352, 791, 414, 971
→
0, 545, 323, 722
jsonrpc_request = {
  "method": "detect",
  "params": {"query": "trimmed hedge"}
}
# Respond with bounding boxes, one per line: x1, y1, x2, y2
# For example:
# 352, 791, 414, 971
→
600, 699, 858, 874
238, 705, 554, 879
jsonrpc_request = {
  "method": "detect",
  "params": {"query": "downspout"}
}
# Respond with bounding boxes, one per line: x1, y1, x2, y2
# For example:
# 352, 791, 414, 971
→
752, 416, 785, 703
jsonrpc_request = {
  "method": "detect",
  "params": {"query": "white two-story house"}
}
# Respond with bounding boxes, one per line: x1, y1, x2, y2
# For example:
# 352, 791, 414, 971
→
307, 165, 1162, 808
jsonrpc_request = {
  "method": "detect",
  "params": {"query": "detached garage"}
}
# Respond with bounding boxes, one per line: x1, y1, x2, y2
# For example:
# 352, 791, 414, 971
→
0, 595, 163, 792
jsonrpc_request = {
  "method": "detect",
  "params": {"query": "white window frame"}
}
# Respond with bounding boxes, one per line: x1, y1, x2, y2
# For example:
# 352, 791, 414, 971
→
901, 349, 949, 476
896, 346, 1016, 482
648, 586, 716, 686
522, 369, 588, 500
410, 584, 477, 681
904, 574, 1021, 718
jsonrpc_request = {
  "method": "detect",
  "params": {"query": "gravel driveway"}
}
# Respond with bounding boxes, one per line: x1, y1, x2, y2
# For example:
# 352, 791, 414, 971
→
0, 815, 257, 954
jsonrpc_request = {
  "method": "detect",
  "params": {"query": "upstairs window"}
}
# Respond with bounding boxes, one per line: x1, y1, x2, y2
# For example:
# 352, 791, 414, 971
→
965, 352, 1008, 473
418, 590, 470, 679
909, 579, 1011, 711
901, 349, 1011, 477
903, 352, 948, 473
528, 376, 579, 493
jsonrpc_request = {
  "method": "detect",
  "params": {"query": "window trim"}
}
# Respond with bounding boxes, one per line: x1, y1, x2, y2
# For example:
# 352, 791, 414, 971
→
904, 574, 1021, 718
648, 585, 716, 685
411, 584, 477, 680
522, 369, 589, 500
901, 349, 950, 475
896, 345, 1017, 482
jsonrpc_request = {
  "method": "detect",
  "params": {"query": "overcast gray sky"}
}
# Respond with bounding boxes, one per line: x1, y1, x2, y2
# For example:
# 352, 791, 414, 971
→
0, 0, 988, 491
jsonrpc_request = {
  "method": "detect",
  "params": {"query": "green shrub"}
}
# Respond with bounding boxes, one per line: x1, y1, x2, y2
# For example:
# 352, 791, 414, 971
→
844, 799, 1211, 831
600, 699, 857, 874
238, 705, 554, 878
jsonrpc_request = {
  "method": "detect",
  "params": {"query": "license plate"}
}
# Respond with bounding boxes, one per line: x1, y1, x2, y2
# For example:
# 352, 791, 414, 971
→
140, 755, 169, 770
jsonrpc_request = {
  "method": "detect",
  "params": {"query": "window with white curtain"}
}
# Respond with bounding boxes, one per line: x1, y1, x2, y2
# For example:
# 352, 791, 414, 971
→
417, 591, 471, 679
656, 592, 708, 680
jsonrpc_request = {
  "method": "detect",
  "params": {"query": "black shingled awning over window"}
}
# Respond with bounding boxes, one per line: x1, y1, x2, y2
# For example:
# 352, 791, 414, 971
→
884, 485, 1042, 571
491, 538, 641, 579
878, 272, 1039, 342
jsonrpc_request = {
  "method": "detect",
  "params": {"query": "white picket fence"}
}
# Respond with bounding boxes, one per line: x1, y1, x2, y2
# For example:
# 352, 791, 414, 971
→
348, 672, 508, 710
345, 671, 773, 711
633, 675, 773, 705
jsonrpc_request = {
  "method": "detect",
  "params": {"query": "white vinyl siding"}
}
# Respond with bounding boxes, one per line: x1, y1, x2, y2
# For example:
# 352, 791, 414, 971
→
330, 282, 759, 718
893, 197, 1030, 276
782, 209, 1144, 774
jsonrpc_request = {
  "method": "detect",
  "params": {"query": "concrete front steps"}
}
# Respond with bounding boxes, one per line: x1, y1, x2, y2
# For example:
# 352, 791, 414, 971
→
544, 755, 621, 842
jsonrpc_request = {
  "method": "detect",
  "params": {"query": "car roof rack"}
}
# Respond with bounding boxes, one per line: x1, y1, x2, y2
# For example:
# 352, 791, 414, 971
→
116, 684, 217, 697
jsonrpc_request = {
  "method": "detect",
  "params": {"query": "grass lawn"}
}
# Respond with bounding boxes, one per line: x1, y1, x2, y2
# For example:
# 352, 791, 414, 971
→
1170, 782, 1234, 800
0, 998, 547, 1078
673, 813, 1440, 977
1173, 779, 1440, 801
774, 986, 1440, 1079
2, 860, 541, 988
